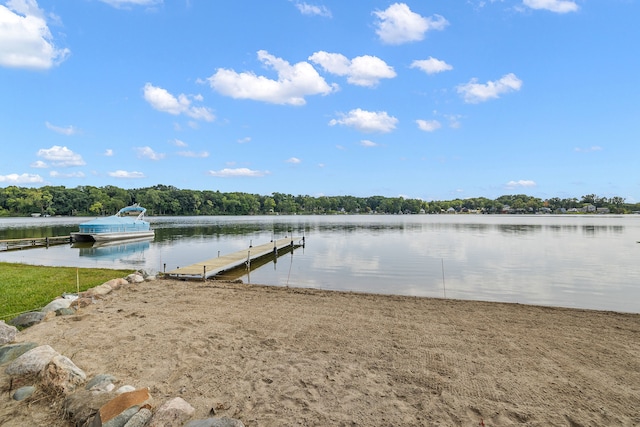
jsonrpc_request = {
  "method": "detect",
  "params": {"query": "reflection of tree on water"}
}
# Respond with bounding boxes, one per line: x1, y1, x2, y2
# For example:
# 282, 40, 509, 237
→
73, 238, 152, 264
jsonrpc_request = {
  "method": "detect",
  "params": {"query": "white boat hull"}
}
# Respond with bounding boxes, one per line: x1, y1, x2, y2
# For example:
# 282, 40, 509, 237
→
71, 230, 155, 243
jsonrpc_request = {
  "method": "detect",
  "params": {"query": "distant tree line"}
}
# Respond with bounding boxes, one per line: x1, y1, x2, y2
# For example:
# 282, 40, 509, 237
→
0, 185, 638, 217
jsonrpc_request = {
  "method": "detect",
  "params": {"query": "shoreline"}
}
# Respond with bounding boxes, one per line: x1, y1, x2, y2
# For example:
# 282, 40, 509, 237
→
2, 279, 639, 426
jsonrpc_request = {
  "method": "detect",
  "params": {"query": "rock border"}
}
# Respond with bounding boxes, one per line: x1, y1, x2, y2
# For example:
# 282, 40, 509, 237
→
1, 271, 245, 427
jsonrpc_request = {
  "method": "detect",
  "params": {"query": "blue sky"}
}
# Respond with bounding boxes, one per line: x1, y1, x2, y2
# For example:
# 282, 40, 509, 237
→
1, 0, 639, 202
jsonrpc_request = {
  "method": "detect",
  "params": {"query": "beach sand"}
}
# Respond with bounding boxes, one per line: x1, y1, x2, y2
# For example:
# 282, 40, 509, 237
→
1, 279, 639, 426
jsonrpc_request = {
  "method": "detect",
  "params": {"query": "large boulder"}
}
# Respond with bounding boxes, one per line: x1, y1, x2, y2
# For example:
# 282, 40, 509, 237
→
9, 311, 45, 328
41, 354, 86, 394
0, 342, 38, 365
5, 345, 59, 376
42, 298, 73, 314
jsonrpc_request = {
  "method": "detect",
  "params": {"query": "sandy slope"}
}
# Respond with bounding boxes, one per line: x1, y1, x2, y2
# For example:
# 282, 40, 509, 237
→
1, 279, 639, 426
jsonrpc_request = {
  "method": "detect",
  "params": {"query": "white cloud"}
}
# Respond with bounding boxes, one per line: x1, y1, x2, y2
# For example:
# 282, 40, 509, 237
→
0, 0, 70, 69
410, 57, 453, 75
136, 146, 165, 160
45, 121, 78, 135
523, 0, 579, 13
108, 170, 145, 178
286, 157, 301, 164
360, 140, 378, 147
373, 3, 448, 45
207, 50, 337, 106
171, 138, 188, 147
177, 151, 209, 158
294, 2, 331, 17
0, 173, 43, 184
457, 73, 523, 103
506, 180, 537, 189
416, 119, 442, 132
49, 170, 85, 178
104, 149, 114, 156
208, 168, 269, 177
30, 160, 48, 168
329, 109, 398, 133
143, 83, 215, 121
37, 145, 85, 167
237, 137, 251, 144
98, 0, 162, 8
309, 51, 396, 87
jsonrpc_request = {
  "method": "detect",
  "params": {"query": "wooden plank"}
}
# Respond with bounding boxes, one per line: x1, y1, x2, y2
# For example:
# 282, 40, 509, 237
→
0, 235, 71, 252
165, 237, 303, 279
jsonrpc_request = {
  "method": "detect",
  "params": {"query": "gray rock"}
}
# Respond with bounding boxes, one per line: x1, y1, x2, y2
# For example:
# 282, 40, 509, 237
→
0, 342, 38, 365
86, 373, 118, 391
42, 298, 72, 313
9, 311, 45, 328
0, 320, 18, 345
12, 385, 36, 401
56, 307, 76, 316
185, 417, 246, 427
148, 397, 195, 427
102, 405, 141, 427
5, 344, 59, 376
126, 273, 145, 284
123, 408, 152, 427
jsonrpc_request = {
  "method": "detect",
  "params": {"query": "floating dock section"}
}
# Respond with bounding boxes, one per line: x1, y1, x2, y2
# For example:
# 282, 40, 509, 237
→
0, 236, 71, 252
164, 237, 304, 280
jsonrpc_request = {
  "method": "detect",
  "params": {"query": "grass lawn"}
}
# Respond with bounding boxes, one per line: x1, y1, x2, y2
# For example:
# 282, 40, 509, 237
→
0, 262, 133, 321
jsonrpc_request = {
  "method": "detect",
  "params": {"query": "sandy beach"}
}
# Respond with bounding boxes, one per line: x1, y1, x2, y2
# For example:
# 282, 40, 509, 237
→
1, 278, 639, 426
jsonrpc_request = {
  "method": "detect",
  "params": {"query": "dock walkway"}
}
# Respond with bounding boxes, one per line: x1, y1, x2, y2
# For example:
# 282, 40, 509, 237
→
165, 237, 304, 280
0, 236, 71, 252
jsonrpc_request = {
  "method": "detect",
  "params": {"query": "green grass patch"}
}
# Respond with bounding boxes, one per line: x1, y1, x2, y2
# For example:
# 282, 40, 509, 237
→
0, 262, 133, 321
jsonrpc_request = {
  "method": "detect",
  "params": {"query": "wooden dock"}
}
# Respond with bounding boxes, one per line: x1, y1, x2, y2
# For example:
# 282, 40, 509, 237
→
0, 235, 71, 252
164, 237, 304, 280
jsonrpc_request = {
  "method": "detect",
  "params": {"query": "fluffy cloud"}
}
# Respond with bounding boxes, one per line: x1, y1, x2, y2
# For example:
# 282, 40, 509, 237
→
143, 83, 215, 121
523, 0, 579, 13
309, 51, 396, 87
207, 50, 337, 105
0, 173, 43, 184
136, 146, 165, 160
410, 57, 453, 75
506, 180, 537, 189
36, 145, 85, 167
416, 119, 442, 132
294, 2, 331, 17
208, 168, 269, 177
457, 73, 523, 103
286, 157, 301, 164
0, 0, 70, 69
329, 109, 398, 133
108, 170, 145, 178
373, 3, 448, 45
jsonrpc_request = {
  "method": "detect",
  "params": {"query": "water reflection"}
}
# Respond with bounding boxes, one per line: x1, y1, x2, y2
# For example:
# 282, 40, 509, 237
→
69, 238, 152, 266
1, 215, 639, 313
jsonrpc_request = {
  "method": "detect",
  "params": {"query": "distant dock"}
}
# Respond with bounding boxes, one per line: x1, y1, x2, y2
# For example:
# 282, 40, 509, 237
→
0, 236, 71, 252
164, 237, 305, 280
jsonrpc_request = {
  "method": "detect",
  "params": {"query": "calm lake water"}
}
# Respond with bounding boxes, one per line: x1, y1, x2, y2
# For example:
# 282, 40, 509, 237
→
1, 215, 639, 313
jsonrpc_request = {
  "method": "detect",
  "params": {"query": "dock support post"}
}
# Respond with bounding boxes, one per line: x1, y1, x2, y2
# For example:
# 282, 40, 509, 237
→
45, 237, 49, 248
203, 266, 206, 280
163, 263, 166, 273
